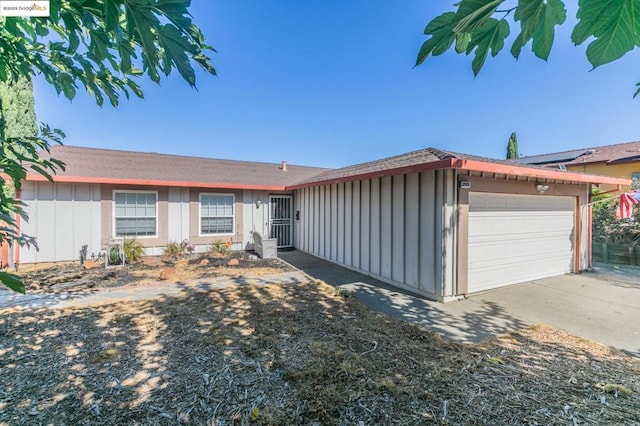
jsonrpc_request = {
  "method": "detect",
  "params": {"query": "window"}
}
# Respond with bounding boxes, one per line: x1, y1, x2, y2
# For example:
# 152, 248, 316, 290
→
114, 191, 157, 237
200, 194, 234, 235
632, 172, 640, 190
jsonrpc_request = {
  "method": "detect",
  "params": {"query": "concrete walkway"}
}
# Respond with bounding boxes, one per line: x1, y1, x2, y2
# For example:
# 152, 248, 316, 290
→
0, 270, 309, 310
3, 251, 638, 356
279, 250, 640, 357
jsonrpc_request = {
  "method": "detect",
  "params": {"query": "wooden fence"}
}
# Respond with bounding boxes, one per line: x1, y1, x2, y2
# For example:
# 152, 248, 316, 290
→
592, 242, 640, 266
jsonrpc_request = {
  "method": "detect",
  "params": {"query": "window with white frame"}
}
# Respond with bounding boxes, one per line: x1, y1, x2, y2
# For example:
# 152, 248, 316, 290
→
632, 172, 640, 190
114, 191, 157, 237
200, 193, 234, 235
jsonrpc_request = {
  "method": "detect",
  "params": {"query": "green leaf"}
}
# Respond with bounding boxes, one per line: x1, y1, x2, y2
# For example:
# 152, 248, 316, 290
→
453, 0, 507, 34
0, 271, 25, 294
104, 0, 121, 33
416, 12, 457, 66
511, 0, 567, 60
456, 32, 472, 53
58, 73, 77, 100
157, 24, 196, 85
154, 0, 192, 29
467, 18, 510, 75
572, 0, 640, 68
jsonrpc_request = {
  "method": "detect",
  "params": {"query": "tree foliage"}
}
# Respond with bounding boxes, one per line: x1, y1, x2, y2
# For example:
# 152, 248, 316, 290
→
416, 0, 640, 96
506, 131, 518, 159
0, 77, 37, 139
592, 193, 640, 246
0, 0, 216, 292
0, 75, 52, 293
0, 0, 215, 107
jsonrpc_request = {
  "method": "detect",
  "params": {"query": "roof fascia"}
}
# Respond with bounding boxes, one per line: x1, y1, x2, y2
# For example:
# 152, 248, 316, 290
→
457, 159, 632, 186
23, 174, 287, 191
285, 158, 456, 190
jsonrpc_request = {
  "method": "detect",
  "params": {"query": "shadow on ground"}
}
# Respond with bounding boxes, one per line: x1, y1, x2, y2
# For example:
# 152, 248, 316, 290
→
2, 273, 638, 425
279, 250, 529, 345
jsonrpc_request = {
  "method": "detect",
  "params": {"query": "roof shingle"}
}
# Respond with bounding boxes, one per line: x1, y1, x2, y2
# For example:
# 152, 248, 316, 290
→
32, 144, 630, 189
516, 141, 640, 166
40, 145, 329, 188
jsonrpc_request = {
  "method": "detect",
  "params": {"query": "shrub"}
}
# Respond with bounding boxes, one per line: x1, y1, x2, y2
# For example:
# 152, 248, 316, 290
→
592, 191, 640, 246
109, 246, 122, 265
209, 239, 231, 255
123, 239, 145, 262
164, 239, 196, 258
164, 241, 185, 258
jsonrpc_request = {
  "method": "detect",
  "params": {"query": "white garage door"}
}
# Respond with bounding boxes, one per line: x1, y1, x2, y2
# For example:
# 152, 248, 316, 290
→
468, 192, 575, 293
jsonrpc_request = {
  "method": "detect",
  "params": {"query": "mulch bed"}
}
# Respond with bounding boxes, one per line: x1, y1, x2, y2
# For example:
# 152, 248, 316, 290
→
15, 251, 295, 294
0, 279, 638, 425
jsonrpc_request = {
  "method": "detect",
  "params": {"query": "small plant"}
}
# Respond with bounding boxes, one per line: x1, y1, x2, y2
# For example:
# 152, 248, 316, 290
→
164, 239, 196, 259
209, 239, 232, 255
109, 246, 122, 265
336, 288, 352, 298
164, 241, 184, 258
123, 238, 145, 262
183, 239, 196, 255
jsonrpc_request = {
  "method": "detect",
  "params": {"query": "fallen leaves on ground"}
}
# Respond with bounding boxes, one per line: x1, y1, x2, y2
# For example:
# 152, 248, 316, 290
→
0, 279, 638, 425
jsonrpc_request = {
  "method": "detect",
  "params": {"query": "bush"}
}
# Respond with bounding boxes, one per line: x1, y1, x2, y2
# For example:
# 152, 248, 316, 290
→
209, 239, 231, 255
124, 239, 145, 262
592, 192, 640, 246
164, 240, 195, 259
164, 241, 185, 258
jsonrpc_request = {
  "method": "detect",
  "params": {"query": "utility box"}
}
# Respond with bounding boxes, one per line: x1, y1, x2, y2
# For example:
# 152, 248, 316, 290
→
252, 232, 277, 259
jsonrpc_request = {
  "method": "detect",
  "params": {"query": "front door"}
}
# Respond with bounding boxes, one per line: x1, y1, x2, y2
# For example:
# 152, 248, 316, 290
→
269, 195, 293, 248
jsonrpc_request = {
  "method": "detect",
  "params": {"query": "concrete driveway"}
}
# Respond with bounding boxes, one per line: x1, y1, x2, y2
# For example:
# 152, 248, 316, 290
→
465, 266, 640, 357
279, 251, 640, 357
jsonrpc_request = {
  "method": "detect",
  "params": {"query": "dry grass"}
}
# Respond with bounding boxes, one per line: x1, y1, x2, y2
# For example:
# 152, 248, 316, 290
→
17, 252, 294, 293
1, 279, 638, 425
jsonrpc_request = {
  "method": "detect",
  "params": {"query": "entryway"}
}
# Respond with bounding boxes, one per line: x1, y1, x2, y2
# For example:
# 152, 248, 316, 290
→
269, 195, 293, 247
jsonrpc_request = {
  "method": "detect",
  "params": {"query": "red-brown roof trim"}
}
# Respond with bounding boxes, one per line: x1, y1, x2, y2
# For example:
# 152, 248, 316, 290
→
285, 159, 457, 190
24, 174, 287, 191
285, 158, 631, 190
456, 159, 631, 185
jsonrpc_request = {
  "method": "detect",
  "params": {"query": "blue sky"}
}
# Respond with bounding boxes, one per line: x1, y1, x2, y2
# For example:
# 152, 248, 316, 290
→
33, 1, 640, 169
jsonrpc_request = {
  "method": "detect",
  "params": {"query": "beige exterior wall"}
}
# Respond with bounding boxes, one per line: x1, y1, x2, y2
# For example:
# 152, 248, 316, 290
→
455, 174, 590, 296
20, 183, 269, 262
19, 181, 102, 263
567, 162, 639, 191
294, 170, 590, 302
100, 184, 170, 249
294, 170, 444, 300
188, 188, 244, 247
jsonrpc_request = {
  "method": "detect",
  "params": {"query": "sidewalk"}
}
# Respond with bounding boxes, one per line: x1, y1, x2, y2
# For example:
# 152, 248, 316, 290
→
0, 270, 308, 310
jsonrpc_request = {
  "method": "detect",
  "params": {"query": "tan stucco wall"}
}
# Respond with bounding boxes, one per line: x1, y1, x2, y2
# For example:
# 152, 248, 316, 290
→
188, 188, 244, 245
455, 174, 589, 296
100, 185, 169, 248
567, 163, 639, 191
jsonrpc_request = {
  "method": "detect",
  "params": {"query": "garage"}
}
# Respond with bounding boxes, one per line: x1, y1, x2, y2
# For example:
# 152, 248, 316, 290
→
467, 192, 575, 293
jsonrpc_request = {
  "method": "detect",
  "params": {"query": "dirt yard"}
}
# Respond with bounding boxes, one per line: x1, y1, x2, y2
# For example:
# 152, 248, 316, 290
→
16, 251, 295, 293
1, 277, 638, 425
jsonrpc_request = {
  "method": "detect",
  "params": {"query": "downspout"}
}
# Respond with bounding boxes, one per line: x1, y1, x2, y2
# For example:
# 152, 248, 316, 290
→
14, 189, 20, 269
0, 238, 7, 268
588, 184, 593, 269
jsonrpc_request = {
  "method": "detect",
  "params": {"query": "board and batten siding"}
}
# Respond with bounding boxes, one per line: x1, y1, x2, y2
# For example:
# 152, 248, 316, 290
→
167, 187, 190, 245
294, 170, 455, 300
241, 190, 272, 250
19, 181, 102, 263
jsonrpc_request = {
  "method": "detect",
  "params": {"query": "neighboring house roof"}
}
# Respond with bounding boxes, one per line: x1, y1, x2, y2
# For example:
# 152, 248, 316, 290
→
32, 145, 330, 190
27, 145, 630, 191
287, 147, 630, 189
515, 141, 640, 166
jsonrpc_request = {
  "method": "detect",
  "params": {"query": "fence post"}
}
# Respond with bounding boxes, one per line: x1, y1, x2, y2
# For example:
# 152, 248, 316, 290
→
602, 243, 608, 264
